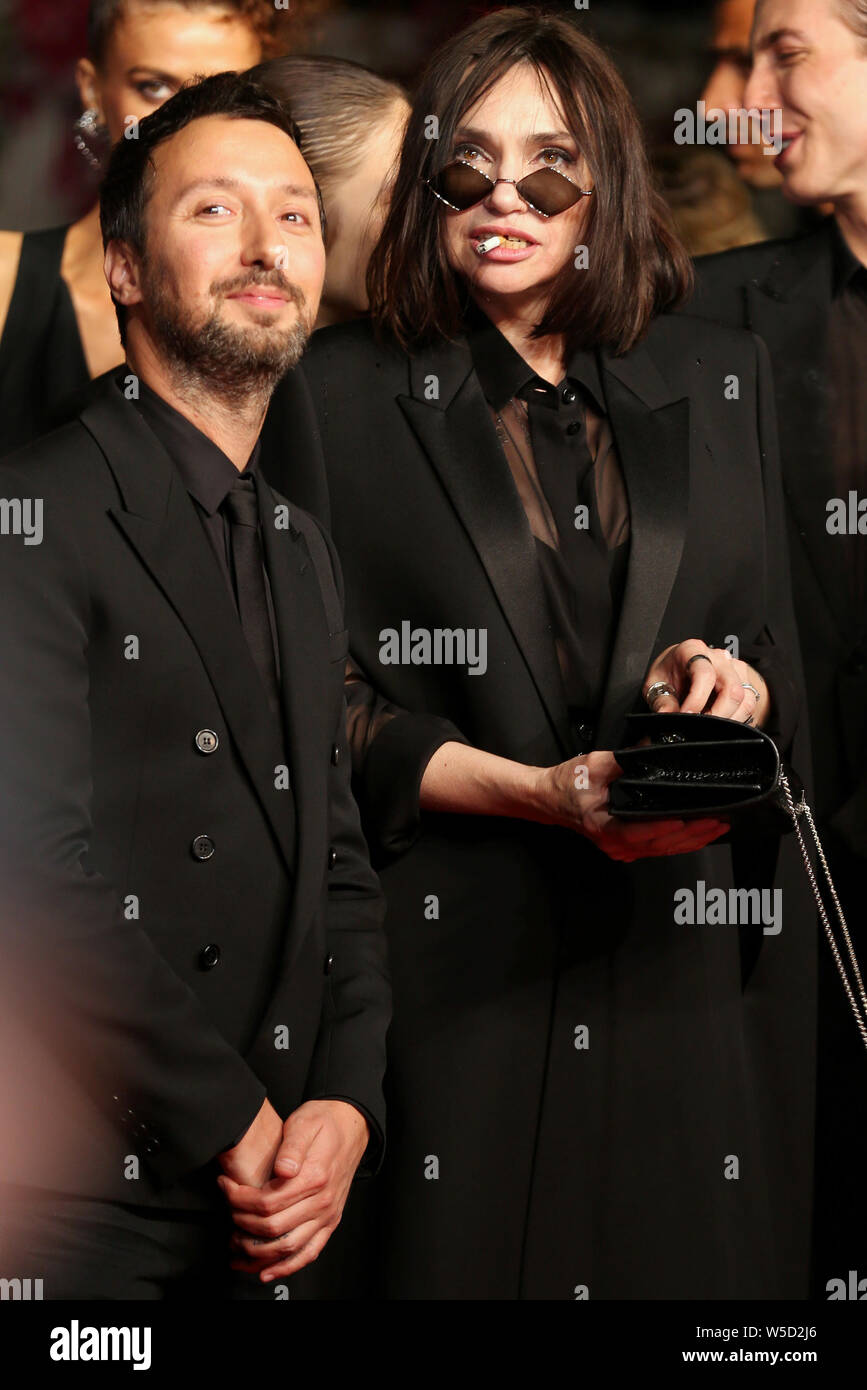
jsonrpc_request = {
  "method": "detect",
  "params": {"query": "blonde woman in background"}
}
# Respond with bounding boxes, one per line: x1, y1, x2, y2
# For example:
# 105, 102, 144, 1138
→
251, 54, 409, 327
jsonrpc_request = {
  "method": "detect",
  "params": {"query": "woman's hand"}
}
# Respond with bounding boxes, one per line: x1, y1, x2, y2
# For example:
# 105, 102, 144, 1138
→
531, 751, 728, 863
643, 639, 770, 727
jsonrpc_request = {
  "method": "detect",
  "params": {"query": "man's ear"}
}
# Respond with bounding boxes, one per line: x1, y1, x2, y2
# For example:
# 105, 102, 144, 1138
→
104, 239, 144, 310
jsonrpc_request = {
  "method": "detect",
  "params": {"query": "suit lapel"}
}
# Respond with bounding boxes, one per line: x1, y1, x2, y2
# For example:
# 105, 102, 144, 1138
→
80, 378, 300, 878
399, 333, 692, 758
399, 341, 573, 755
595, 344, 691, 749
743, 225, 846, 632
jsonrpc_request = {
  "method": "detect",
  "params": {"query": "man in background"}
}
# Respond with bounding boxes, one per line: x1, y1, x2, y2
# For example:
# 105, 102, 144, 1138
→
690, 0, 867, 1297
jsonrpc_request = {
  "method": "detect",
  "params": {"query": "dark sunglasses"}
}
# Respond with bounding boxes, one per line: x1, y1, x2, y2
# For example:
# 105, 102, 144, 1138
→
424, 158, 594, 218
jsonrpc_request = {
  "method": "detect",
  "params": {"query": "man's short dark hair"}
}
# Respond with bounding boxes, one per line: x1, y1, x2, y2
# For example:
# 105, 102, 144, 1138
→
99, 70, 326, 345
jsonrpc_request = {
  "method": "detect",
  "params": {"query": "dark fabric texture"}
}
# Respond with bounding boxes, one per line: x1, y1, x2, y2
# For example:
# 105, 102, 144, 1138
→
689, 218, 867, 1295
0, 370, 390, 1246
0, 225, 90, 456
259, 310, 816, 1300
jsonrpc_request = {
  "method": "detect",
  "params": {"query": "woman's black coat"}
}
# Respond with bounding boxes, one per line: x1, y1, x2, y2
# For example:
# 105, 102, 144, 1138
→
262, 311, 816, 1300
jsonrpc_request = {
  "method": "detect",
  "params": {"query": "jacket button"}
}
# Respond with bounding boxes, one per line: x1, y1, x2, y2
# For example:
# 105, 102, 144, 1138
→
195, 729, 219, 754
143, 1138, 161, 1156
191, 835, 215, 861
562, 385, 577, 404
199, 943, 221, 970
324, 953, 335, 974
331, 743, 340, 766
566, 420, 582, 435
328, 847, 337, 870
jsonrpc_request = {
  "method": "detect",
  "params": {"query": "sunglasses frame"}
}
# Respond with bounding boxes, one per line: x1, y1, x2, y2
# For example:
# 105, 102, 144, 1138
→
423, 157, 594, 218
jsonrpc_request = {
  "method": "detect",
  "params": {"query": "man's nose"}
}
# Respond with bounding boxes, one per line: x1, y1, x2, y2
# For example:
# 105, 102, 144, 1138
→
240, 209, 285, 269
744, 62, 779, 116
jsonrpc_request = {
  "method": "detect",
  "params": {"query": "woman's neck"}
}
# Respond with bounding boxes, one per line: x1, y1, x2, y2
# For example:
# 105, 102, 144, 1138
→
469, 290, 567, 385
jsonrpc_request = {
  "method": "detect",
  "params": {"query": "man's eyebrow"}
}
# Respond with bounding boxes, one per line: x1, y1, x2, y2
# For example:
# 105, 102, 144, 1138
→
173, 176, 318, 203
754, 26, 810, 51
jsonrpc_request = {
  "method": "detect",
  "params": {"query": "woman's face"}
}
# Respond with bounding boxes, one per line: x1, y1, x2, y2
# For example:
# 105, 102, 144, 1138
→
319, 98, 410, 322
77, 2, 263, 145
440, 63, 593, 314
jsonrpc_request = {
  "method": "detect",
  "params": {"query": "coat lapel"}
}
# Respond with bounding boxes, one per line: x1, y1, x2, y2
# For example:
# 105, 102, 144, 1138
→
399, 341, 573, 755
398, 332, 692, 758
594, 344, 691, 749
80, 378, 300, 878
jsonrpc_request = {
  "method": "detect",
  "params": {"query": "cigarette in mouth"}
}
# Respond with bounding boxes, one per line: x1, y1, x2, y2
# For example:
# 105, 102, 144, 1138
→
476, 235, 504, 256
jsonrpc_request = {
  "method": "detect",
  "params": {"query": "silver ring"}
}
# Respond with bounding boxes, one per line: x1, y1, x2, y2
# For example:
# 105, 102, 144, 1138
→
686, 653, 713, 670
644, 681, 676, 708
742, 682, 760, 700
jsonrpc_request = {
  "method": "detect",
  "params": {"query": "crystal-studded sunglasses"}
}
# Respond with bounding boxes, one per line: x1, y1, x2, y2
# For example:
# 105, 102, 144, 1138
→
424, 158, 594, 218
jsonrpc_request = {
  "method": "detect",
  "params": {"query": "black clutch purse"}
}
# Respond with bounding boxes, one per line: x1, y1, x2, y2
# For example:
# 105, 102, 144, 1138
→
609, 711, 801, 834
608, 710, 867, 1053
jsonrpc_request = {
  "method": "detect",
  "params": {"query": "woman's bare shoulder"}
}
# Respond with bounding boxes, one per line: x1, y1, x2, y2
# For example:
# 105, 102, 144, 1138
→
0, 230, 24, 343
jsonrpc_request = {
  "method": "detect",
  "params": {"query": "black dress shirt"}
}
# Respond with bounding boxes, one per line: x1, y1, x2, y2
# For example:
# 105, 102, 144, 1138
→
132, 373, 283, 702
463, 299, 630, 746
827, 223, 867, 617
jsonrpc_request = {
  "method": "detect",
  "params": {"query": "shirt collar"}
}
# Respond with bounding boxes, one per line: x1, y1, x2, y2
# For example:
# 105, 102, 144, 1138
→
129, 371, 261, 515
463, 297, 606, 413
831, 219, 867, 298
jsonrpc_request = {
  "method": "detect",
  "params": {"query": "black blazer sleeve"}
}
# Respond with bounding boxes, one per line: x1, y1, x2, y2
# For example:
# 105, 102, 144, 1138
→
292, 360, 470, 859
0, 461, 267, 1190
294, 517, 391, 1174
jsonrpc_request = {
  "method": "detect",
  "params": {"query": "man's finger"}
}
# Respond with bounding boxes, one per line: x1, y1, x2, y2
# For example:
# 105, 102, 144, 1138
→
259, 1224, 335, 1282
273, 1111, 324, 1180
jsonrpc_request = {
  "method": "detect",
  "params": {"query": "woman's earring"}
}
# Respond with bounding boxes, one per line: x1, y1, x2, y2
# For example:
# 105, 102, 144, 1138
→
73, 108, 108, 170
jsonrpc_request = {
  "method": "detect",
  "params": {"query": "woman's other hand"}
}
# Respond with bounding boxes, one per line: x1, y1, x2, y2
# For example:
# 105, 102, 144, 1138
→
643, 639, 770, 727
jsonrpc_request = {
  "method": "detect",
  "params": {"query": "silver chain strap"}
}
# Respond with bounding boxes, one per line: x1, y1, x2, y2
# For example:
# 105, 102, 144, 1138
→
780, 772, 867, 1052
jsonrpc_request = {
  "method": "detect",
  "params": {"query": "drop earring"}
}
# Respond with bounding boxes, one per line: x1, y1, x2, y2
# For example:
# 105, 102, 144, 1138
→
73, 108, 107, 170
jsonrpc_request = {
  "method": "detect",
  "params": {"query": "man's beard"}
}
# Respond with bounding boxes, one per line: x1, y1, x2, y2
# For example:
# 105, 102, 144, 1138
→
141, 258, 312, 409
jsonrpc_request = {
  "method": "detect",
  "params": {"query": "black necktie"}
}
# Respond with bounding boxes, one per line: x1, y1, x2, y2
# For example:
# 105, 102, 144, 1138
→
222, 474, 281, 714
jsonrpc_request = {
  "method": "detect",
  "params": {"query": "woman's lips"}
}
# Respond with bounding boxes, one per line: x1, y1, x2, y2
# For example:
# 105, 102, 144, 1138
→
470, 233, 538, 262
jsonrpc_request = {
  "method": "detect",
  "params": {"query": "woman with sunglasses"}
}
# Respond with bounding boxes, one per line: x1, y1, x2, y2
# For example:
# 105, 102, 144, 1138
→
263, 8, 814, 1301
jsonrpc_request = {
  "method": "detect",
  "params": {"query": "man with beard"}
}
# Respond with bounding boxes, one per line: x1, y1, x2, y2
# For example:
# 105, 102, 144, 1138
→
0, 72, 390, 1300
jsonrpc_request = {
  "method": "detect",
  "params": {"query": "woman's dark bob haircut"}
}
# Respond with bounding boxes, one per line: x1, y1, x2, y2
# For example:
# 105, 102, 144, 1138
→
367, 6, 692, 358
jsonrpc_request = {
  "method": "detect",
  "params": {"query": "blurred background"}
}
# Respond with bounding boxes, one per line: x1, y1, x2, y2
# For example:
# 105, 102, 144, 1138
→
0, 1, 722, 226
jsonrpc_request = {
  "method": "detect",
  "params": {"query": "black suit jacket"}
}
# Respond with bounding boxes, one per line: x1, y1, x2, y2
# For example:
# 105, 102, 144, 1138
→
292, 313, 802, 828
0, 371, 390, 1209
258, 313, 816, 1299
689, 220, 867, 850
